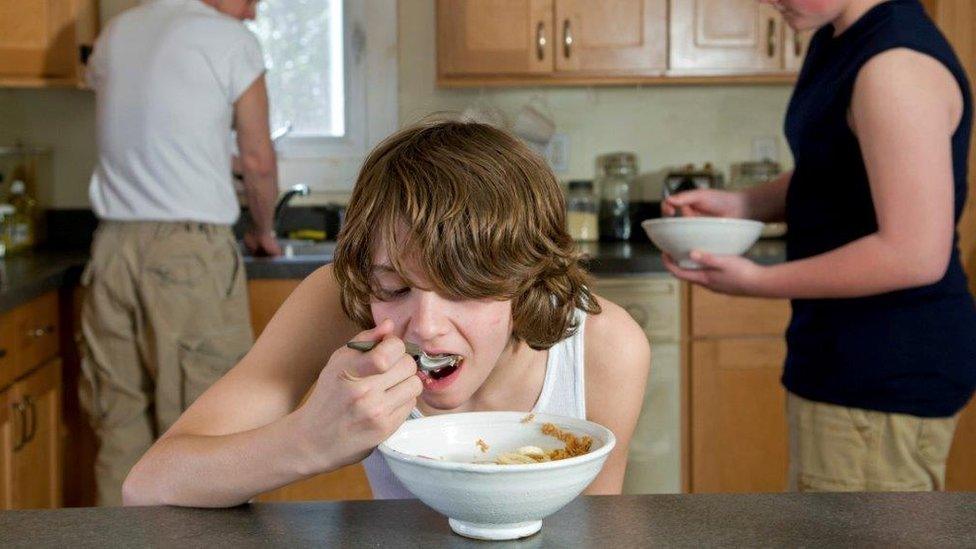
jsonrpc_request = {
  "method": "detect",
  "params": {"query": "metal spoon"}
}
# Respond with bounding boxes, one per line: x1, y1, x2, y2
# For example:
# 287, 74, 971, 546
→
346, 340, 462, 372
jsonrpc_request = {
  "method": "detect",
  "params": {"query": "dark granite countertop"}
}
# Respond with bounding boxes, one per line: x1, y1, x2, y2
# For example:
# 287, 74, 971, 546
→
245, 239, 788, 280
0, 240, 787, 313
0, 250, 88, 313
2, 493, 974, 548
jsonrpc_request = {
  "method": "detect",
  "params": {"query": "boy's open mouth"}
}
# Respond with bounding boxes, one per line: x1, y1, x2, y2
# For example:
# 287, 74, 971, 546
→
418, 357, 464, 390
426, 363, 459, 380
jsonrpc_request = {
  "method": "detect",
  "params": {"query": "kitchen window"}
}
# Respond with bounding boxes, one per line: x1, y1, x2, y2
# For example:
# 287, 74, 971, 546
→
247, 0, 397, 187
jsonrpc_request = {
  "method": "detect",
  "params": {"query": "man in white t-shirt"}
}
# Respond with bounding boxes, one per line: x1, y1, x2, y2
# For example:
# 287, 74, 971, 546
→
80, 0, 280, 505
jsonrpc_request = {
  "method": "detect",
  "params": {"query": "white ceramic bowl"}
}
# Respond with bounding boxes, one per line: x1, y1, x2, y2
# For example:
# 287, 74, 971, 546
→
642, 217, 764, 269
378, 411, 615, 541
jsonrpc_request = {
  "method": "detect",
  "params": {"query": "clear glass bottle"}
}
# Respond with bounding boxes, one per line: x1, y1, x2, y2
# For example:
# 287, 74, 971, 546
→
596, 152, 637, 241
8, 180, 37, 252
0, 204, 14, 257
565, 180, 599, 242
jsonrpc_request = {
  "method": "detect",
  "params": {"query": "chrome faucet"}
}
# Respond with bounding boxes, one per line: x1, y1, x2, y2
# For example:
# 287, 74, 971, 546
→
274, 183, 310, 234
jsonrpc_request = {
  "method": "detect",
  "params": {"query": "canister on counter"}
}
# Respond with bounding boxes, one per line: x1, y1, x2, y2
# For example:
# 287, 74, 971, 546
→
565, 180, 599, 242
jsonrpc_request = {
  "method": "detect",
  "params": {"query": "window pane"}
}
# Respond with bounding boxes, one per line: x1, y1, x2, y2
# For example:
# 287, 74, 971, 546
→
247, 0, 345, 137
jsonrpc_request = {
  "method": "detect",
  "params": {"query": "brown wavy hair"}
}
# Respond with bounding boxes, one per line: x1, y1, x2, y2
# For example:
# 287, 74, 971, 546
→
332, 119, 600, 350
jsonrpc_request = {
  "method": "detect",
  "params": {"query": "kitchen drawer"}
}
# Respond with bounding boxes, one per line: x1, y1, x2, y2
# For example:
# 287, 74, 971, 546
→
690, 286, 789, 338
0, 293, 60, 387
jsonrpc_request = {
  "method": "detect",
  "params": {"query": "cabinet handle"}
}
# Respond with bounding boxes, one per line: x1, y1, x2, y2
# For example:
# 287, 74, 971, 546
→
12, 401, 27, 452
0, 348, 6, 359
79, 44, 93, 65
793, 33, 803, 57
535, 21, 546, 61
562, 19, 573, 58
24, 395, 37, 444
766, 18, 777, 58
27, 324, 55, 338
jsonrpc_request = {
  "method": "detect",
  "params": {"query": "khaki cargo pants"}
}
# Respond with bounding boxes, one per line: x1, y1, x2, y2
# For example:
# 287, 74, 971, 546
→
787, 393, 959, 491
79, 221, 253, 506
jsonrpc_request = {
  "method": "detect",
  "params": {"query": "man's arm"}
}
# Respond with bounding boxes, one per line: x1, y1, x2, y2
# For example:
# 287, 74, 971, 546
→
235, 75, 281, 256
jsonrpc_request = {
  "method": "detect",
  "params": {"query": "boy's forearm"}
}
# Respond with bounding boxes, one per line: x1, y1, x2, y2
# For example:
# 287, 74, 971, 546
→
742, 170, 791, 222
123, 411, 322, 508
755, 233, 944, 299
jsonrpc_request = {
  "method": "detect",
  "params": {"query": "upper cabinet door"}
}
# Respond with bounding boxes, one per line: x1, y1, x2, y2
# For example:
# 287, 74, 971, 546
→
0, 0, 98, 85
783, 25, 812, 73
437, 0, 554, 76
554, 0, 667, 74
669, 0, 783, 73
0, 0, 76, 78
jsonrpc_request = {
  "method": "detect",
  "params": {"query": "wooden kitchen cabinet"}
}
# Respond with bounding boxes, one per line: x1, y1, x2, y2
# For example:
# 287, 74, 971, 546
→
669, 0, 784, 74
438, 0, 670, 85
688, 284, 976, 492
690, 337, 788, 493
0, 0, 99, 87
0, 292, 60, 391
247, 279, 373, 502
437, 0, 554, 77
0, 388, 12, 508
9, 359, 62, 509
553, 0, 667, 75
688, 286, 790, 493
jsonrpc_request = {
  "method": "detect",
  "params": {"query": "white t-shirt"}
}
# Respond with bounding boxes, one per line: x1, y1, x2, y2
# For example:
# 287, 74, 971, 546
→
87, 0, 265, 224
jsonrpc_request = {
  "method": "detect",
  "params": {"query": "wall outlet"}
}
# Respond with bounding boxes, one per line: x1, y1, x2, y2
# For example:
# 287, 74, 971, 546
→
752, 136, 779, 162
546, 133, 570, 173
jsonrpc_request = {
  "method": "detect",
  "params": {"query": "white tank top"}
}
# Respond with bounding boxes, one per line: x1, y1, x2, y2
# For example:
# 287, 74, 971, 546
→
363, 311, 588, 499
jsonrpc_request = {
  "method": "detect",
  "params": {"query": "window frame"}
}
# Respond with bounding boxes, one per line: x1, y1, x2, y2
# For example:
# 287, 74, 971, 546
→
266, 0, 398, 187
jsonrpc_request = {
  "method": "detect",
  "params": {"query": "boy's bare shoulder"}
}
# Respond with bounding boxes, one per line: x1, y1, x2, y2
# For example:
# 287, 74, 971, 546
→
583, 294, 650, 377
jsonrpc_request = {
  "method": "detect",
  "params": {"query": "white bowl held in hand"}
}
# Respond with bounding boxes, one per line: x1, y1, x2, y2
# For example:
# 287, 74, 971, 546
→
641, 217, 764, 269
378, 411, 615, 541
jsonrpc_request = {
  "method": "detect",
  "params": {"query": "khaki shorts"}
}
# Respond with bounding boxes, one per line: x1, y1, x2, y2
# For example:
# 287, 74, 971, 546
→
787, 393, 958, 492
79, 221, 253, 505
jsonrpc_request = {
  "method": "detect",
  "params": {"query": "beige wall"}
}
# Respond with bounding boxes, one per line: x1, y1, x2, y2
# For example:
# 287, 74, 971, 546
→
0, 0, 793, 208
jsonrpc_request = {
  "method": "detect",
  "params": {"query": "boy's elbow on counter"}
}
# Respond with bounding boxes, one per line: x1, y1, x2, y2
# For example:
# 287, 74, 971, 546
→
122, 462, 165, 507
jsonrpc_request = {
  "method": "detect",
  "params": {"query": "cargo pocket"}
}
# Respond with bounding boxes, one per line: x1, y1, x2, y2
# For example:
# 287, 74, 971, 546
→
178, 328, 253, 409
78, 351, 105, 427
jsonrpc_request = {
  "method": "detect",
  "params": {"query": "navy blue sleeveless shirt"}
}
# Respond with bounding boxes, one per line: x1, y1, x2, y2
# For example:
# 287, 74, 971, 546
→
782, 0, 976, 417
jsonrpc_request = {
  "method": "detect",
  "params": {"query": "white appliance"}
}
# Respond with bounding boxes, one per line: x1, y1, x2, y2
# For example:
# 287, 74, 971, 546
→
593, 275, 682, 494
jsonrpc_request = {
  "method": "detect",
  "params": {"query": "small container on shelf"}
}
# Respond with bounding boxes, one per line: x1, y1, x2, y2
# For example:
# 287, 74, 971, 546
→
565, 180, 599, 242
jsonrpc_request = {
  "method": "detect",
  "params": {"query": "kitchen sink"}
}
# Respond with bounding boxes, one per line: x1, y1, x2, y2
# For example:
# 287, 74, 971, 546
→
240, 239, 337, 259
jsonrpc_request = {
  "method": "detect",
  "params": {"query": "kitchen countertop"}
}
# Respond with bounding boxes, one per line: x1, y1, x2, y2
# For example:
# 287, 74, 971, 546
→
0, 249, 88, 313
245, 239, 788, 280
0, 240, 787, 313
2, 493, 974, 548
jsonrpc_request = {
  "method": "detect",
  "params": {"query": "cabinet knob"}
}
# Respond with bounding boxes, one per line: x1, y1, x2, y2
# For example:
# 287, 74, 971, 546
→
24, 395, 37, 445
563, 19, 573, 58
79, 44, 94, 65
11, 401, 27, 452
27, 324, 55, 338
0, 348, 6, 359
536, 21, 547, 61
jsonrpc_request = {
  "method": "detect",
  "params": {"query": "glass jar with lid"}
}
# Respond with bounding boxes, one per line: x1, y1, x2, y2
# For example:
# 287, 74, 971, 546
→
565, 180, 598, 242
596, 152, 637, 241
